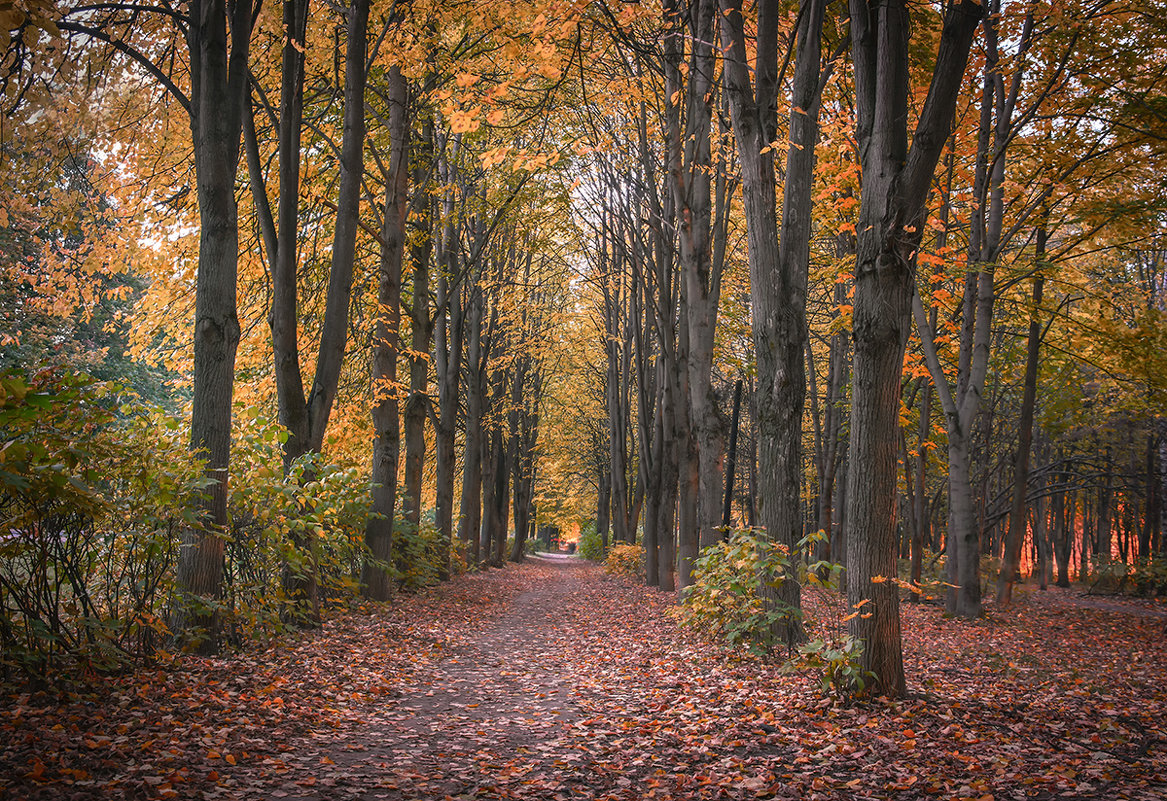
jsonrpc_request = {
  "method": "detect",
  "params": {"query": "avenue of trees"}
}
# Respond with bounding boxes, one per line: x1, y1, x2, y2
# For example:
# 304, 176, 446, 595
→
1, 0, 1165, 697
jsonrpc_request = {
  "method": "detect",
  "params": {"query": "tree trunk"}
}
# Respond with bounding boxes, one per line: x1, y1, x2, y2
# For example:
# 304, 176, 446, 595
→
363, 66, 409, 601
719, 0, 828, 648
846, 0, 982, 696
403, 119, 435, 529
434, 272, 462, 579
597, 467, 611, 551
171, 0, 253, 653
998, 264, 1045, 605
458, 286, 486, 566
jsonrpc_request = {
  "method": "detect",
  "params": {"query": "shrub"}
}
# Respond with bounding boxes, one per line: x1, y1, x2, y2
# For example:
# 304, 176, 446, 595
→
602, 543, 644, 582
1089, 556, 1167, 597
677, 529, 873, 698
793, 633, 873, 699
676, 529, 805, 655
225, 407, 371, 634
392, 515, 446, 592
0, 369, 205, 681
577, 524, 605, 561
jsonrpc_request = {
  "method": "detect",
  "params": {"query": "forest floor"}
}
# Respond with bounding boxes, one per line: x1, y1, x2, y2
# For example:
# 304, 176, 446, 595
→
2, 555, 1166, 800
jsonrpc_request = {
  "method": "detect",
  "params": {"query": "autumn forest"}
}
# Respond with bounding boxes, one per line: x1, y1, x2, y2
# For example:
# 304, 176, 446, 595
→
1, 0, 1165, 797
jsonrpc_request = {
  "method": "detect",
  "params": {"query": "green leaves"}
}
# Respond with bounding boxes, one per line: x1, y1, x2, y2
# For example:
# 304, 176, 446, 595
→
793, 635, 875, 699
0, 368, 205, 678
675, 529, 802, 657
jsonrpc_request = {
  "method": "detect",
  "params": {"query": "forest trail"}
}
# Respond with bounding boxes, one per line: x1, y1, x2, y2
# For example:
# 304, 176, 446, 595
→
286, 554, 593, 800
4, 558, 1165, 801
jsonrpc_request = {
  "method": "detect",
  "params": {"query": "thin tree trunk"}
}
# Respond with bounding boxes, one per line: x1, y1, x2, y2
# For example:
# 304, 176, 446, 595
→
998, 259, 1046, 605
403, 119, 435, 529
362, 65, 408, 602
458, 286, 486, 565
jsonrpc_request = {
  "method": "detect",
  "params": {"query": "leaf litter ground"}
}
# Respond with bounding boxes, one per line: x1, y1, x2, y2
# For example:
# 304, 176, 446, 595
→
2, 555, 1165, 800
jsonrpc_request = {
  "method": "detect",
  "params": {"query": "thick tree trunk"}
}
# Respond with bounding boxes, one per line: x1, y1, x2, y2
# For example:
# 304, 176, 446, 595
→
603, 262, 632, 546
719, 0, 827, 648
510, 360, 540, 564
657, 364, 680, 593
946, 433, 983, 617
640, 366, 662, 586
846, 0, 982, 696
269, 0, 310, 469
171, 0, 253, 654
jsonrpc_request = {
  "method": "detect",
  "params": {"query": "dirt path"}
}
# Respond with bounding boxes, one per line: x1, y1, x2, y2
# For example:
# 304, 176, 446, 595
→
278, 555, 593, 800
4, 556, 1165, 800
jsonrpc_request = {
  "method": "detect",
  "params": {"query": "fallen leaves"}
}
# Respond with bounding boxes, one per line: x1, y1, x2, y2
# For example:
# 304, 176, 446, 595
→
1, 559, 1164, 800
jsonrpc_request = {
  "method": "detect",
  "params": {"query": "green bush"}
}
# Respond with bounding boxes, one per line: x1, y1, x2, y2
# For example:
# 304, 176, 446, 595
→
602, 543, 644, 582
224, 407, 371, 634
676, 529, 807, 655
392, 514, 447, 591
677, 529, 873, 698
577, 524, 605, 561
0, 369, 205, 681
794, 634, 873, 699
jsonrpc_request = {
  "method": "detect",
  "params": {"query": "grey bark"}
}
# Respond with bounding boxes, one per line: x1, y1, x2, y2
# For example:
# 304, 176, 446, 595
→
403, 119, 435, 529
847, 0, 982, 696
171, 0, 255, 653
997, 245, 1046, 605
362, 66, 409, 602
719, 0, 829, 646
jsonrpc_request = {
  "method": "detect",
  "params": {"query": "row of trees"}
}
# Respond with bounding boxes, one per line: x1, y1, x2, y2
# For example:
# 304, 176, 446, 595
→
2, 0, 1165, 695
567, 0, 1167, 696
2, 0, 585, 662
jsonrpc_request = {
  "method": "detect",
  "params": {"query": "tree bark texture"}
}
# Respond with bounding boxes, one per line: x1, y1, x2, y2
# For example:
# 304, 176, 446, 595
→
171, 0, 254, 653
846, 0, 982, 697
362, 65, 408, 602
719, 0, 828, 647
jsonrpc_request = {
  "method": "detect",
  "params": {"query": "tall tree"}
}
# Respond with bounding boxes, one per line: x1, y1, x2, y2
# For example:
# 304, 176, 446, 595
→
846, 0, 982, 696
363, 65, 410, 602
719, 0, 830, 646
243, 0, 371, 622
170, 0, 256, 650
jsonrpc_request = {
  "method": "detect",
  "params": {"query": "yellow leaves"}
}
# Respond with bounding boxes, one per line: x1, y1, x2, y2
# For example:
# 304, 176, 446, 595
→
486, 109, 505, 126
507, 148, 562, 174
480, 145, 512, 170
455, 72, 480, 89
448, 109, 480, 134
